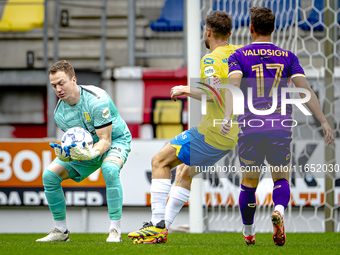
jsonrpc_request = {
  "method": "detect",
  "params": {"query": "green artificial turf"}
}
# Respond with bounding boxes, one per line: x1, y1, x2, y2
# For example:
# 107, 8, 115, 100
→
0, 232, 339, 255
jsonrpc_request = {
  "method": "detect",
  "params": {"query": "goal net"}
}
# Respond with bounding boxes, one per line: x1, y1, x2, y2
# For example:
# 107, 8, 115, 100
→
194, 0, 340, 233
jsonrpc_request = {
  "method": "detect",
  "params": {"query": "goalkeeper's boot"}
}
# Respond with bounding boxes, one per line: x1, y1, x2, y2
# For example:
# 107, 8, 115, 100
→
242, 225, 255, 245
271, 210, 285, 246
128, 220, 168, 244
36, 228, 70, 242
106, 228, 122, 242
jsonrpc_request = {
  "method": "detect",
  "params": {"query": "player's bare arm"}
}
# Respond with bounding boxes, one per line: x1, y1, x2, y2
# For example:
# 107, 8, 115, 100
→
170, 83, 220, 102
292, 76, 334, 145
220, 89, 233, 135
220, 73, 242, 135
94, 124, 112, 155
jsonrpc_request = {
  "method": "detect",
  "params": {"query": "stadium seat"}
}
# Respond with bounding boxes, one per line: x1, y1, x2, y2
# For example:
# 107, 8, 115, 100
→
0, 0, 44, 31
299, 0, 324, 31
142, 67, 187, 124
142, 67, 187, 138
152, 99, 183, 124
152, 98, 184, 139
211, 0, 251, 29
299, 0, 340, 31
155, 124, 183, 139
150, 0, 183, 31
262, 0, 297, 29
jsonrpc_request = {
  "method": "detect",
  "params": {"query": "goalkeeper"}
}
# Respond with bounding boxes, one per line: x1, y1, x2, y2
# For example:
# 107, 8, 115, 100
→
36, 60, 131, 243
128, 11, 241, 244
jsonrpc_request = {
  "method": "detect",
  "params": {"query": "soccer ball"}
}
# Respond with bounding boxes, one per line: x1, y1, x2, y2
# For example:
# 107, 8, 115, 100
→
61, 127, 93, 150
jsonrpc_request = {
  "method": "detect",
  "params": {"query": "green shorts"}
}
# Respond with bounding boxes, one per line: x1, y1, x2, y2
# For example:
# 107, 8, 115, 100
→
53, 139, 131, 182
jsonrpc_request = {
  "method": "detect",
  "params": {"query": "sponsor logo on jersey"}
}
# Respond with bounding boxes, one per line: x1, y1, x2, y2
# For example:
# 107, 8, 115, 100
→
248, 203, 256, 207
102, 107, 110, 118
204, 57, 214, 64
204, 66, 216, 77
84, 112, 92, 122
242, 49, 288, 57
222, 58, 228, 63
112, 146, 122, 152
203, 77, 221, 92
110, 146, 122, 158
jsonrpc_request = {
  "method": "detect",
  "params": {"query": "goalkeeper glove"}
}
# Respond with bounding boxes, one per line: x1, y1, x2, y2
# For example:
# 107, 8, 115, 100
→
67, 142, 101, 161
49, 142, 71, 162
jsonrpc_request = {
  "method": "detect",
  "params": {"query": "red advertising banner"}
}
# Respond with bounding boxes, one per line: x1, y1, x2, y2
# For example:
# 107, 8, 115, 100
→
0, 141, 106, 188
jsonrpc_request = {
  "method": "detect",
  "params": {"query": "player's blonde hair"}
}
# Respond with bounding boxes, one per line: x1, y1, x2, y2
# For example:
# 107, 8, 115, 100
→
49, 60, 75, 80
249, 7, 275, 36
206, 11, 232, 39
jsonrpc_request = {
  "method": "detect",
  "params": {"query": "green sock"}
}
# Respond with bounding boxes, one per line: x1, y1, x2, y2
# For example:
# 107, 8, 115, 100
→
43, 170, 66, 221
101, 161, 123, 220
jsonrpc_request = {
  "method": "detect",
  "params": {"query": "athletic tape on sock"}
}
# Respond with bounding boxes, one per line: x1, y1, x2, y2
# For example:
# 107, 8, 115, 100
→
165, 186, 190, 228
150, 179, 172, 193
171, 186, 190, 202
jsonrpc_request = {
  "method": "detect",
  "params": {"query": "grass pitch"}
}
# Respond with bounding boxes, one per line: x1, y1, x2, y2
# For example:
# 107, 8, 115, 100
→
0, 232, 339, 255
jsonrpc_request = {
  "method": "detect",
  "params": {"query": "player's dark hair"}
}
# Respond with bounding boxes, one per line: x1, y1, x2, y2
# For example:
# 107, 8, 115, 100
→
249, 7, 275, 36
206, 11, 232, 39
49, 60, 75, 80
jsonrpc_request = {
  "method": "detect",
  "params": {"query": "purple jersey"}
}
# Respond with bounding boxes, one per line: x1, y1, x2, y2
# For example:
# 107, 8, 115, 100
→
228, 42, 305, 134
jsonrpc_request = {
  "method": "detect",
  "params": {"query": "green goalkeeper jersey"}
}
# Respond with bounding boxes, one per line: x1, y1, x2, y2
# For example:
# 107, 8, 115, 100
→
54, 85, 131, 145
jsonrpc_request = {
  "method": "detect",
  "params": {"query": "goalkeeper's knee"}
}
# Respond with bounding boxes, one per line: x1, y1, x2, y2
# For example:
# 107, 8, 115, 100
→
43, 170, 63, 190
101, 161, 121, 185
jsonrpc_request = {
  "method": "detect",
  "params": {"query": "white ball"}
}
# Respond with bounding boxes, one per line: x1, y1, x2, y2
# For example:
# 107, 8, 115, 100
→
61, 127, 93, 150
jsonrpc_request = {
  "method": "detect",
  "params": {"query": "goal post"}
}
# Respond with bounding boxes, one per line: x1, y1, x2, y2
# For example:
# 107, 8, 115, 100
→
187, 0, 204, 233
324, 0, 336, 232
